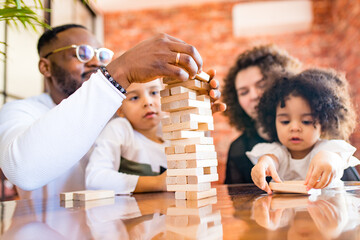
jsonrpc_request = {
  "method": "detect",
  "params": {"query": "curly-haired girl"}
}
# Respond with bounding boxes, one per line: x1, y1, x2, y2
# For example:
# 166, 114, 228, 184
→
222, 44, 301, 184
248, 68, 359, 194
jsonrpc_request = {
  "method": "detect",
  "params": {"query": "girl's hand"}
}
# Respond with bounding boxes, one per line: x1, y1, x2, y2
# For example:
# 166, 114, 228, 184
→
305, 151, 342, 190
251, 155, 282, 194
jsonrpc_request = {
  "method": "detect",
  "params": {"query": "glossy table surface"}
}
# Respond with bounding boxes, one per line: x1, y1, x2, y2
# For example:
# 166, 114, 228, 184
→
1, 183, 360, 240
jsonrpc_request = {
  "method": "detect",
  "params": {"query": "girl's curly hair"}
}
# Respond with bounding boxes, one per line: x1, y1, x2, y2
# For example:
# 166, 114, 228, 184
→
257, 68, 356, 142
222, 44, 301, 135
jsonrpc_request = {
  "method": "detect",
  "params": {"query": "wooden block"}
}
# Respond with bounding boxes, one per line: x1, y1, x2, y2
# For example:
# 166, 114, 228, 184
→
170, 86, 197, 95
170, 137, 213, 146
163, 77, 184, 85
174, 145, 185, 154
161, 99, 211, 112
73, 190, 115, 201
204, 166, 217, 174
167, 168, 204, 176
196, 95, 211, 103
188, 174, 219, 184
161, 92, 197, 104
187, 159, 218, 168
198, 122, 214, 131
176, 176, 188, 184
166, 176, 177, 185
160, 88, 170, 97
186, 188, 217, 200
161, 117, 171, 125
175, 191, 187, 200
165, 146, 175, 155
60, 190, 89, 201
172, 130, 206, 139
164, 79, 210, 91
185, 144, 215, 153
167, 182, 211, 192
166, 152, 217, 161
170, 115, 181, 124
269, 181, 321, 195
180, 114, 214, 124
162, 121, 198, 132
195, 71, 210, 82
167, 160, 187, 169
168, 107, 212, 117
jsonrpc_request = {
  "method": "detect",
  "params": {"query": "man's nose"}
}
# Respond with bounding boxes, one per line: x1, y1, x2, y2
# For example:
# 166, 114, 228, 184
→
85, 55, 102, 67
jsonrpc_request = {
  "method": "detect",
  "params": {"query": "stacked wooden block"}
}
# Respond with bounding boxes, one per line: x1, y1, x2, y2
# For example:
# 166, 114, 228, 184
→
165, 196, 223, 239
161, 72, 219, 200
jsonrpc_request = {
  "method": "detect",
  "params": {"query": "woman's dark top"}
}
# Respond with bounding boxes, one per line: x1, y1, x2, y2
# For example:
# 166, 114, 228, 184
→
225, 130, 267, 184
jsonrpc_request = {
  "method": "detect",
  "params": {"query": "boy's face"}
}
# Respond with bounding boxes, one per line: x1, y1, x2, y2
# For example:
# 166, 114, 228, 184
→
235, 66, 267, 119
119, 79, 163, 133
275, 95, 321, 159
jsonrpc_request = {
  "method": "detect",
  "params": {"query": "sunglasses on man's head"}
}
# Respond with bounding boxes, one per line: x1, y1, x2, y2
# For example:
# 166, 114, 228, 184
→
44, 44, 114, 64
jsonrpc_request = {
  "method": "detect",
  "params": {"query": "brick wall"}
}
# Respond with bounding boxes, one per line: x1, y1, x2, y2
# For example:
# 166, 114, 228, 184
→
104, 0, 360, 183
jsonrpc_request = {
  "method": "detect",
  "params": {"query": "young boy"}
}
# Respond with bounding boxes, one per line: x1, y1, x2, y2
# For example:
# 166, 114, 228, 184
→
85, 79, 168, 193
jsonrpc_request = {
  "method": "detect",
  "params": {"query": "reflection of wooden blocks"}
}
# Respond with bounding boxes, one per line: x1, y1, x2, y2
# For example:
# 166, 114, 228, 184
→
73, 197, 115, 209
270, 195, 310, 210
269, 181, 321, 194
167, 182, 211, 192
175, 196, 217, 208
73, 190, 115, 201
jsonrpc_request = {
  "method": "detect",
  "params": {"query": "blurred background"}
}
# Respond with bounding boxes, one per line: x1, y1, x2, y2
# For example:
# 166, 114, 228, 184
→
0, 0, 359, 199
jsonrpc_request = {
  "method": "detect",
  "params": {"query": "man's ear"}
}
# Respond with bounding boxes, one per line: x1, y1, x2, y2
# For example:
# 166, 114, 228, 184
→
38, 58, 52, 78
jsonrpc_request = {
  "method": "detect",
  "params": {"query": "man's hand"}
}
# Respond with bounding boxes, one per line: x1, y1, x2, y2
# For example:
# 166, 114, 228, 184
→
107, 33, 203, 88
206, 69, 227, 114
251, 155, 282, 194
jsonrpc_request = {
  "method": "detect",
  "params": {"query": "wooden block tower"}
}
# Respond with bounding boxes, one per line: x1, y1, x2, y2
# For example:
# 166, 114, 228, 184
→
161, 72, 219, 200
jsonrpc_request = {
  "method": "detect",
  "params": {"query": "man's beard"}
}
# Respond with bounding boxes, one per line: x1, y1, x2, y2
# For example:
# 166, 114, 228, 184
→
51, 62, 83, 98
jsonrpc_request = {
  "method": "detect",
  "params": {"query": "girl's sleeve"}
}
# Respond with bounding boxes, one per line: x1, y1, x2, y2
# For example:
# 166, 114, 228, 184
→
246, 142, 285, 167
85, 118, 139, 194
314, 140, 360, 167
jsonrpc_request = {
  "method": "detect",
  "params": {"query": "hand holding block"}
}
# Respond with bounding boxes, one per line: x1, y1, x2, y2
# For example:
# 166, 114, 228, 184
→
269, 181, 321, 195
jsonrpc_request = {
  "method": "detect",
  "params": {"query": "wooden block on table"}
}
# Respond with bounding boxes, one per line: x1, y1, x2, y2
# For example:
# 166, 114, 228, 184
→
73, 190, 115, 201
186, 188, 217, 200
60, 190, 89, 201
162, 121, 198, 132
161, 92, 197, 104
174, 145, 185, 154
166, 151, 217, 161
269, 181, 321, 195
185, 144, 215, 153
188, 173, 219, 184
161, 99, 211, 112
167, 182, 211, 192
170, 115, 181, 124
170, 86, 197, 95
167, 160, 186, 169
170, 137, 213, 146
175, 191, 186, 200
166, 176, 177, 185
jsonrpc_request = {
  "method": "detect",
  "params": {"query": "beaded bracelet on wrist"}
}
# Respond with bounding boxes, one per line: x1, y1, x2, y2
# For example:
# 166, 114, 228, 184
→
99, 66, 127, 94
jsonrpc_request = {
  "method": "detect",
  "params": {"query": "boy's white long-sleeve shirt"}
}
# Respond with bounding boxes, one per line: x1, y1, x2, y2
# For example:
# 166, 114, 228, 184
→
0, 70, 126, 199
86, 117, 168, 194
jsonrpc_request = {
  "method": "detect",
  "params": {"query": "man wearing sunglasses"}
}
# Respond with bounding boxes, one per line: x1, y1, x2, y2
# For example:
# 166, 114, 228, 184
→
0, 24, 225, 199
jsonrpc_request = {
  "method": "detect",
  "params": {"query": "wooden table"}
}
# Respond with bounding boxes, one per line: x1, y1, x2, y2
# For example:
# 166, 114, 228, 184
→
1, 183, 360, 239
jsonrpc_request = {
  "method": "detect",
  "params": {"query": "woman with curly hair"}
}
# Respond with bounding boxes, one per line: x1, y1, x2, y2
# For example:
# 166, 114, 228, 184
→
222, 44, 301, 184
248, 68, 359, 194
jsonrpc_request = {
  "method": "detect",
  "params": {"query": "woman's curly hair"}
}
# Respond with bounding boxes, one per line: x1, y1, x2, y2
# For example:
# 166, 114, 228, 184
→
222, 44, 301, 135
257, 68, 357, 142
